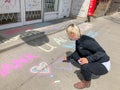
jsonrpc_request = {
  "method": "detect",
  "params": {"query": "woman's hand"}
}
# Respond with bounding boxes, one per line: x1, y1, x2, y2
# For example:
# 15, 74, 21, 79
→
62, 57, 67, 62
78, 57, 89, 65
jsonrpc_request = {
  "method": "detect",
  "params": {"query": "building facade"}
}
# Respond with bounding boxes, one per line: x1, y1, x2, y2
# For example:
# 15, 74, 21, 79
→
0, 0, 71, 30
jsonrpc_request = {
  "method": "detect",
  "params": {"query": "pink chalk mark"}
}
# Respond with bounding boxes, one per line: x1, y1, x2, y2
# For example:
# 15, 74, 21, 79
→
0, 54, 39, 77
1, 0, 16, 8
24, 54, 39, 61
0, 64, 15, 77
12, 59, 23, 69
5, 0, 10, 3
3, 27, 32, 35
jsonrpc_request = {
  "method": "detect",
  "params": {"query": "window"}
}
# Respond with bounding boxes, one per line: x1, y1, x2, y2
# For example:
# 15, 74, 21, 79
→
25, 0, 42, 21
25, 11, 41, 21
0, 0, 21, 25
0, 13, 21, 25
45, 0, 59, 12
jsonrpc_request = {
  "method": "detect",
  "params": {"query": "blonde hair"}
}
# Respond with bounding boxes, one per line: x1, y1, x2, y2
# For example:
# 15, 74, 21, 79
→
66, 24, 81, 38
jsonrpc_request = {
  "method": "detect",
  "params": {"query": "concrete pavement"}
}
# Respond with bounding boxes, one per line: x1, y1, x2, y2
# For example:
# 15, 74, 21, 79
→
0, 12, 120, 90
0, 18, 84, 53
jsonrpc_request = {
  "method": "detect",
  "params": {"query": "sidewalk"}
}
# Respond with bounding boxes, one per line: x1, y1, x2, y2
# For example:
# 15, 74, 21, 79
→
0, 18, 85, 53
0, 12, 120, 90
1, 12, 119, 53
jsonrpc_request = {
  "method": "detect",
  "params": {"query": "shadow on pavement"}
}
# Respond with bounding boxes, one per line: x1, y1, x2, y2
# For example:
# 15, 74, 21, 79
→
74, 70, 84, 81
74, 70, 100, 81
20, 31, 49, 46
66, 51, 73, 56
0, 35, 6, 42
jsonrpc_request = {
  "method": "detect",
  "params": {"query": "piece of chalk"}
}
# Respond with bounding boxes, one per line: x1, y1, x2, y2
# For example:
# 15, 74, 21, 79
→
53, 80, 61, 84
50, 75, 54, 77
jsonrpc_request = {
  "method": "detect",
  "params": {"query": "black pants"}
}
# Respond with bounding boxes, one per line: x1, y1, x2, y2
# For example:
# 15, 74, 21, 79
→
81, 62, 108, 81
68, 51, 108, 81
70, 59, 108, 81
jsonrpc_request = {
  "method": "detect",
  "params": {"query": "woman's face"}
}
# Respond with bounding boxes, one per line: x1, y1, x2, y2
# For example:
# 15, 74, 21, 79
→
68, 32, 80, 40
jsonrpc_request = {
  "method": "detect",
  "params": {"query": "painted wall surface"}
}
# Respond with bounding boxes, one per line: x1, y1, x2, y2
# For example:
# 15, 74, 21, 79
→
44, 12, 59, 21
25, 0, 42, 11
0, 0, 20, 13
44, 0, 72, 21
58, 0, 72, 18
71, 0, 91, 18
71, 0, 84, 16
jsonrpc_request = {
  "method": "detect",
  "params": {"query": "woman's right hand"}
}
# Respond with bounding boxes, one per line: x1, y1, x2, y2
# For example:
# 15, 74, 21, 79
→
62, 57, 67, 62
78, 57, 88, 65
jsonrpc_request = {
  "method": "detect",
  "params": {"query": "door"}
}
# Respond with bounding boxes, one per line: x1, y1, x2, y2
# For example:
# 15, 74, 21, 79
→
44, 0, 59, 21
58, 0, 72, 18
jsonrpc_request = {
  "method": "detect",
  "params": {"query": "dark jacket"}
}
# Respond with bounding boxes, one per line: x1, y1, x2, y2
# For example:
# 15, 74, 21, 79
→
67, 35, 110, 63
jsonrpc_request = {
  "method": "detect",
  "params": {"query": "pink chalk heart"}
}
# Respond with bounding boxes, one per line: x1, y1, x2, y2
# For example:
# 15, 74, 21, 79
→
30, 62, 50, 74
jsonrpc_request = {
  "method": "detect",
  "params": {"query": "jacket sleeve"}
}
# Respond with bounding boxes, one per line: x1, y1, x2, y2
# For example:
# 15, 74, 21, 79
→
86, 51, 106, 62
67, 50, 80, 61
85, 39, 106, 62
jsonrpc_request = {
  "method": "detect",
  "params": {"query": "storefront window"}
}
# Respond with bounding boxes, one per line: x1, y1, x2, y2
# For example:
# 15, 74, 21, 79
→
0, 13, 21, 25
25, 0, 42, 21
0, 0, 21, 25
25, 11, 41, 21
45, 0, 59, 12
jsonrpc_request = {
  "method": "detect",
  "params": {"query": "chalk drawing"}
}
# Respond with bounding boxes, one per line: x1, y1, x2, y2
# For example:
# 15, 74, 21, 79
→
52, 80, 61, 84
0, 54, 39, 77
3, 27, 32, 35
79, 23, 93, 32
52, 57, 73, 71
2, 35, 20, 44
29, 56, 74, 77
25, 0, 41, 10
53, 37, 67, 45
62, 41, 75, 49
5, 0, 10, 3
38, 43, 57, 52
0, 30, 41, 45
1, 0, 16, 9
50, 74, 54, 78
30, 62, 50, 75
86, 31, 98, 38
